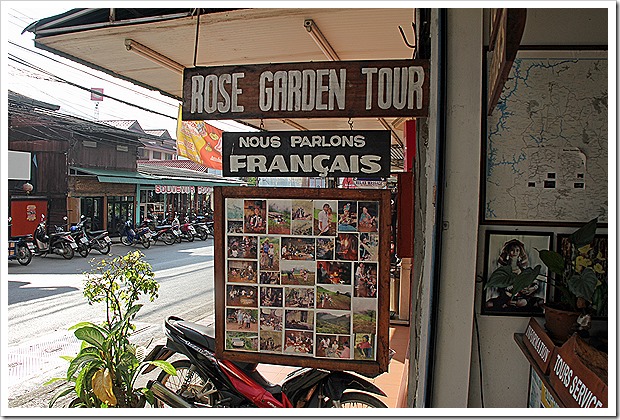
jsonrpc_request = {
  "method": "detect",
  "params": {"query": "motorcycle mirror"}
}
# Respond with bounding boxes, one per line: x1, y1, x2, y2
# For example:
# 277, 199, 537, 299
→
63, 216, 68, 221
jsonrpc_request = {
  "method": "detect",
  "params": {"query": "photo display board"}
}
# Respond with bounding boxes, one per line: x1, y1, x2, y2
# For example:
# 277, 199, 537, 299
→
214, 187, 390, 376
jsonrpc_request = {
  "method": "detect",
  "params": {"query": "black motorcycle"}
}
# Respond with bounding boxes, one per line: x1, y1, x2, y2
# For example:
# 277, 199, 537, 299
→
8, 217, 35, 266
32, 216, 77, 259
142, 316, 389, 408
120, 220, 152, 249
69, 219, 91, 258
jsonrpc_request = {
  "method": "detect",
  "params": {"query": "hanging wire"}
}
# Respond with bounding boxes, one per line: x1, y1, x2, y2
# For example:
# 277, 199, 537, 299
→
193, 8, 201, 67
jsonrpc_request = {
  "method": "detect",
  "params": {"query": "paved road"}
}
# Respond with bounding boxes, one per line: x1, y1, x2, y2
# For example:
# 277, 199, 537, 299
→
6, 238, 216, 409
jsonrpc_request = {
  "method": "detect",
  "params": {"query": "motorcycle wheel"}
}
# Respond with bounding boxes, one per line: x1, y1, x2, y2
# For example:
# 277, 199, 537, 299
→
335, 392, 388, 408
187, 233, 195, 242
16, 245, 32, 266
199, 230, 208, 241
142, 237, 151, 249
154, 360, 220, 408
120, 235, 132, 246
96, 240, 111, 255
163, 232, 175, 246
78, 244, 90, 258
61, 243, 74, 260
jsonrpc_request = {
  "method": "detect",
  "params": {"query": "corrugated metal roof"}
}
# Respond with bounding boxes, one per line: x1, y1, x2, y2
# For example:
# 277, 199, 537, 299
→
137, 159, 209, 173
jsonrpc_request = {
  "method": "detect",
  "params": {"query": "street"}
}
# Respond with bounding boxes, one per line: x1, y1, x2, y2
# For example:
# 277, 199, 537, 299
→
7, 238, 216, 408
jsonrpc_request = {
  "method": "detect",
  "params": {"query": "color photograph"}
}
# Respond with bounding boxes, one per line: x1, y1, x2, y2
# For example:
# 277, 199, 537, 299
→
317, 285, 352, 310
268, 199, 292, 234
227, 220, 244, 234
259, 271, 280, 285
281, 236, 315, 261
314, 200, 337, 236
227, 235, 258, 259
260, 330, 283, 353
316, 310, 351, 335
244, 199, 267, 234
354, 262, 378, 298
259, 236, 280, 271
315, 237, 335, 260
284, 286, 315, 308
316, 334, 352, 359
337, 201, 358, 232
281, 260, 316, 286
260, 308, 283, 331
285, 309, 314, 331
352, 298, 377, 333
359, 233, 379, 262
227, 198, 244, 220
358, 201, 379, 232
283, 330, 314, 355
292, 200, 314, 221
227, 260, 258, 284
291, 219, 313, 236
226, 331, 259, 352
336, 233, 359, 261
226, 285, 258, 307
354, 333, 375, 360
317, 261, 352, 285
260, 286, 283, 307
226, 308, 258, 332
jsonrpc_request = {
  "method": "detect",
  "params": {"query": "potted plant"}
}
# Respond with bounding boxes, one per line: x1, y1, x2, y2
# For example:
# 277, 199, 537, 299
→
485, 217, 605, 342
46, 250, 176, 407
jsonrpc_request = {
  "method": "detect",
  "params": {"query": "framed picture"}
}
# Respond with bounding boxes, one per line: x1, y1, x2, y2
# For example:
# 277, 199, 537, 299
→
482, 231, 553, 316
483, 50, 608, 224
556, 234, 608, 318
214, 186, 390, 376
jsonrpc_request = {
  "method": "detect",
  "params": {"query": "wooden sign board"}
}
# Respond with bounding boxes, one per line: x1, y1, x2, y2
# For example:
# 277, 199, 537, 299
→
548, 334, 608, 408
183, 59, 430, 120
222, 130, 391, 178
214, 186, 391, 376
523, 317, 556, 374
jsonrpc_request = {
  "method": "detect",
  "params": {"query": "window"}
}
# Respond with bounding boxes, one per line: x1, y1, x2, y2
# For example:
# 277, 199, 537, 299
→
165, 153, 173, 160
152, 151, 162, 160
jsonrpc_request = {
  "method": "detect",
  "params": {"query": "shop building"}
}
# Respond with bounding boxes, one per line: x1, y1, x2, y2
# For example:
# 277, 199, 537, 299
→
23, 7, 611, 408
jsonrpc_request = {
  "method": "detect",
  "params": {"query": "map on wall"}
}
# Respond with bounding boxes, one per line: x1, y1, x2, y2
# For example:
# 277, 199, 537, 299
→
485, 51, 608, 223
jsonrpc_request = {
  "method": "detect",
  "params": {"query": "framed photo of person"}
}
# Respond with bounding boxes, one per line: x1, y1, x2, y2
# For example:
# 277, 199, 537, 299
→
214, 186, 390, 376
482, 231, 553, 316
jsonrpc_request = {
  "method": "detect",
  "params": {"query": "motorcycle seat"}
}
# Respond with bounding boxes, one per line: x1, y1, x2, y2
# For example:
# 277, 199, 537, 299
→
87, 230, 106, 235
173, 319, 217, 353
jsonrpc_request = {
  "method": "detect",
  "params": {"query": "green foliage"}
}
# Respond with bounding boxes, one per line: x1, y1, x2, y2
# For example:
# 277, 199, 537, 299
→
485, 218, 605, 314
48, 250, 175, 408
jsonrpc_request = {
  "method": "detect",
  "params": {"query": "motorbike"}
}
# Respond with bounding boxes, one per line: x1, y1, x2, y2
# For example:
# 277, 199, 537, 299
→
8, 217, 36, 266
70, 216, 112, 256
179, 218, 197, 242
69, 219, 91, 258
170, 217, 183, 243
120, 220, 152, 249
147, 221, 176, 246
142, 316, 389, 408
32, 215, 77, 259
191, 216, 213, 241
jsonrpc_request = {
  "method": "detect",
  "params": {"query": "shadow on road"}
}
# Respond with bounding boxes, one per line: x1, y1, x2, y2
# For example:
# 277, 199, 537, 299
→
8, 281, 79, 305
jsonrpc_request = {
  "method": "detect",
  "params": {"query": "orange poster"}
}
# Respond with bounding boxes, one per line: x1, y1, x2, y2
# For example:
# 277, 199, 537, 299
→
176, 105, 222, 170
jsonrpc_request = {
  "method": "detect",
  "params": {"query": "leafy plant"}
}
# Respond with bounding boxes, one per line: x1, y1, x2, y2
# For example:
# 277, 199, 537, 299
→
485, 218, 605, 315
46, 250, 176, 407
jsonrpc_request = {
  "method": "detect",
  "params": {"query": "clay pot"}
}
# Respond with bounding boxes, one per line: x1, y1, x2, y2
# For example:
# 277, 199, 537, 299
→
543, 304, 580, 343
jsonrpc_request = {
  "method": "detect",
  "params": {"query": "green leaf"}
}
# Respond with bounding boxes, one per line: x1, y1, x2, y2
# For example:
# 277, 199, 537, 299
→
43, 377, 67, 386
512, 265, 541, 293
567, 267, 597, 302
124, 304, 143, 321
74, 326, 106, 351
48, 384, 75, 408
485, 265, 515, 289
67, 351, 102, 381
146, 360, 178, 376
538, 250, 565, 275
569, 217, 598, 248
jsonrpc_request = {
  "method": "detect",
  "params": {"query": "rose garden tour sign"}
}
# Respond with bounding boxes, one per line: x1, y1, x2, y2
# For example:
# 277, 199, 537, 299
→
183, 59, 430, 120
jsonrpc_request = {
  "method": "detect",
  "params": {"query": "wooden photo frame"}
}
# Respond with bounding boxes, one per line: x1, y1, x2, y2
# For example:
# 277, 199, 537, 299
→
482, 231, 553, 316
214, 186, 391, 376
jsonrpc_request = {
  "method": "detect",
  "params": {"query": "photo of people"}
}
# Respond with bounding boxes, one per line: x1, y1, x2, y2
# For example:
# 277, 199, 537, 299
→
314, 201, 337, 236
227, 260, 258, 283
268, 199, 292, 234
291, 219, 313, 236
359, 233, 379, 261
259, 308, 283, 331
354, 262, 378, 298
338, 201, 358, 232
226, 331, 258, 352
259, 236, 280, 271
281, 237, 315, 260
316, 334, 352, 359
285, 309, 314, 331
354, 333, 375, 360
226, 308, 258, 332
358, 202, 379, 233
317, 261, 352, 285
227, 220, 243, 234
244, 200, 267, 234
281, 260, 316, 286
260, 286, 283, 307
284, 287, 315, 308
336, 233, 359, 261
227, 198, 244, 220
284, 330, 313, 355
315, 237, 335, 260
227, 285, 258, 307
352, 298, 377, 333
317, 285, 352, 310
316, 310, 351, 335
260, 330, 283, 353
260, 271, 280, 285
227, 235, 258, 259
292, 200, 313, 221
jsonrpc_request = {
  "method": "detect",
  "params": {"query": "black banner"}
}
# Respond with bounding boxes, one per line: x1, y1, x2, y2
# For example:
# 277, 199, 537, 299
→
222, 130, 391, 178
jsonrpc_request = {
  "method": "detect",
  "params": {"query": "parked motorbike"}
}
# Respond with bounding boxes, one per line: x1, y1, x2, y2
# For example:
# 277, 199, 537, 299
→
142, 316, 389, 408
33, 215, 77, 259
8, 217, 36, 266
70, 216, 112, 256
171, 217, 182, 243
69, 219, 91, 258
147, 221, 176, 246
191, 216, 213, 241
179, 218, 197, 242
120, 220, 152, 249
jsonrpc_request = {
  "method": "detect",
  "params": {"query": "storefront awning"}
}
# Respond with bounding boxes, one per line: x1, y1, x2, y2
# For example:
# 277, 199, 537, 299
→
71, 166, 245, 187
